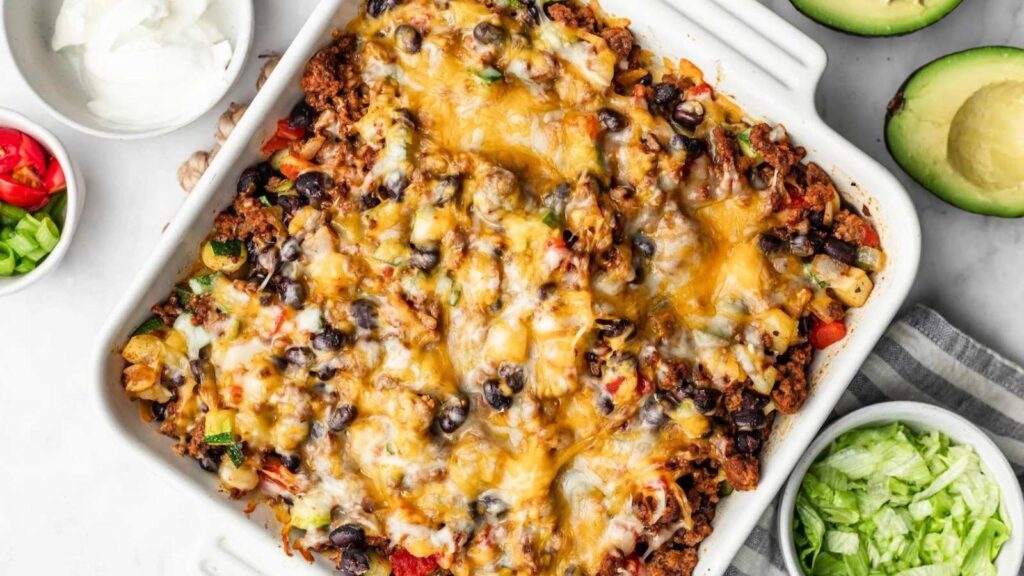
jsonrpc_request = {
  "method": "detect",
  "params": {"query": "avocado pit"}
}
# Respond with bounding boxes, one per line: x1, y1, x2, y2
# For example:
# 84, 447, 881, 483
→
948, 80, 1024, 192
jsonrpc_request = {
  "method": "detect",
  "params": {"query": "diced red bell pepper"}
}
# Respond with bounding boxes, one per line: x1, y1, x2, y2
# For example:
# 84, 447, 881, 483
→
43, 160, 66, 193
0, 128, 47, 176
0, 173, 50, 211
809, 319, 847, 350
261, 119, 306, 155
861, 225, 880, 248
390, 549, 438, 576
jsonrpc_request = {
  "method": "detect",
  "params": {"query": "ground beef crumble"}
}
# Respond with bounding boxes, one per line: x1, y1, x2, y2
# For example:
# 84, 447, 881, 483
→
772, 343, 812, 415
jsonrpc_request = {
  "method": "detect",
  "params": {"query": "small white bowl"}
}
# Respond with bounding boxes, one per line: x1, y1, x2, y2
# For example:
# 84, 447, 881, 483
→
0, 108, 85, 297
778, 401, 1024, 576
1, 0, 254, 140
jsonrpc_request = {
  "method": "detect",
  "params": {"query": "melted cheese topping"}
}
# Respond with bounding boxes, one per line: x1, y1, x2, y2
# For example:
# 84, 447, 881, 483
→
120, 1, 881, 574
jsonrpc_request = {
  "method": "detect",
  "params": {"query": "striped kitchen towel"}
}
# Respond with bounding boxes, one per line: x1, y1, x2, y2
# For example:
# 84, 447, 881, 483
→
730, 304, 1024, 576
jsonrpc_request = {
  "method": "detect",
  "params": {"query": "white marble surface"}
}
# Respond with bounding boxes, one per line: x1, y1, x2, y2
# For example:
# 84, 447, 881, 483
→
0, 0, 1022, 574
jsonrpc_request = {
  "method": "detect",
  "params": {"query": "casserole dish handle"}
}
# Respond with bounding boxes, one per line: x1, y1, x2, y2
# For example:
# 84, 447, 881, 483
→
679, 0, 827, 110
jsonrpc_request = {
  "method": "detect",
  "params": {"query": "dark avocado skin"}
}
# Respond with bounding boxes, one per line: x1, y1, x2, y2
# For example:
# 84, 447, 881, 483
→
884, 46, 1024, 218
789, 0, 963, 38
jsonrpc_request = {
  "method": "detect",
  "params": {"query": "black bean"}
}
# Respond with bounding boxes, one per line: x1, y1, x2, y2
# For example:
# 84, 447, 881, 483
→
281, 237, 302, 262
735, 431, 761, 454
350, 299, 379, 330
312, 327, 347, 351
498, 364, 526, 393
285, 346, 315, 368
475, 494, 509, 517
692, 387, 720, 414
360, 193, 382, 211
328, 404, 358, 432
434, 176, 461, 206
257, 246, 279, 273
584, 351, 603, 378
281, 453, 302, 473
598, 395, 615, 415
366, 0, 396, 18
789, 235, 814, 257
436, 397, 470, 433
277, 194, 305, 215
670, 134, 707, 156
808, 210, 826, 229
740, 388, 770, 411
257, 162, 274, 182
483, 379, 513, 411
395, 24, 422, 54
598, 108, 628, 132
310, 421, 326, 439
313, 365, 338, 381
632, 234, 656, 258
151, 402, 168, 422
383, 171, 408, 201
562, 229, 578, 249
278, 279, 305, 308
329, 523, 366, 548
732, 409, 767, 431
237, 166, 262, 195
641, 395, 670, 427
410, 244, 440, 272
757, 233, 785, 255
670, 380, 695, 403
198, 454, 219, 473
595, 318, 635, 340
473, 22, 504, 44
538, 282, 557, 301
289, 101, 316, 131
338, 547, 370, 576
824, 237, 858, 265
672, 100, 705, 130
295, 172, 325, 201
525, 0, 541, 24
652, 82, 680, 106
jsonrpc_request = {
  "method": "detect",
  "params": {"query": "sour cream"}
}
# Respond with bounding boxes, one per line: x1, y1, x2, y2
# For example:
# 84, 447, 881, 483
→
52, 0, 233, 129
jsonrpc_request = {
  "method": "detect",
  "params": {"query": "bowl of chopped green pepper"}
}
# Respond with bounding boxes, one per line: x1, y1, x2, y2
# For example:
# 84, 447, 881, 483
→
779, 401, 1023, 576
0, 108, 83, 296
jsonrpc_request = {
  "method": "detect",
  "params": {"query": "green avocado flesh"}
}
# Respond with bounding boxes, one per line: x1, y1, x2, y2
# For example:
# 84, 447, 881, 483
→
886, 46, 1024, 218
791, 0, 962, 36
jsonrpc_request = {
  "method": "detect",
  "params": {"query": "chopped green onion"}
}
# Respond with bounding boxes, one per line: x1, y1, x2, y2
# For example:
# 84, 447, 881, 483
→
5, 232, 37, 257
258, 195, 272, 207
803, 263, 828, 289
0, 202, 27, 226
14, 259, 35, 274
475, 66, 504, 84
24, 247, 48, 263
272, 180, 295, 194
736, 127, 760, 159
0, 243, 14, 276
227, 443, 245, 467
541, 209, 559, 228
210, 239, 243, 257
14, 214, 40, 236
49, 193, 67, 227
449, 285, 462, 306
132, 316, 166, 336
34, 217, 60, 252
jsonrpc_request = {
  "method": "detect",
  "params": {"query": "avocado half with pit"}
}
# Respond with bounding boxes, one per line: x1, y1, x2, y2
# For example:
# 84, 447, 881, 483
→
791, 0, 962, 36
886, 46, 1024, 218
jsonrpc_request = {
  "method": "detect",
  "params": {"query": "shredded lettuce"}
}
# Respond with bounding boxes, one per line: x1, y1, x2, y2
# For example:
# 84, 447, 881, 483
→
793, 423, 1010, 575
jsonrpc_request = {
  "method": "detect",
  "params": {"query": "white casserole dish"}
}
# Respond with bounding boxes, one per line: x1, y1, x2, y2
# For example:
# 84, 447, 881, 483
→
91, 0, 922, 574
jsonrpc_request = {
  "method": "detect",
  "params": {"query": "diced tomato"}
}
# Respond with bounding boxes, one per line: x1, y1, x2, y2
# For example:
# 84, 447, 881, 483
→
686, 82, 713, 99
0, 128, 47, 176
261, 135, 291, 155
43, 160, 66, 193
809, 319, 847, 350
390, 549, 438, 576
861, 225, 880, 248
0, 173, 49, 211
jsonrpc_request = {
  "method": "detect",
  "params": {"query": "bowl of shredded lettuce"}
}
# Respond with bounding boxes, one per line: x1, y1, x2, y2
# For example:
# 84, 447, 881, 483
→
779, 402, 1023, 576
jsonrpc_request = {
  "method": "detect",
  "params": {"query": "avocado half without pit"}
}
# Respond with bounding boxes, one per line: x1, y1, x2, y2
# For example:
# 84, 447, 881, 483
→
886, 46, 1024, 218
790, 0, 962, 36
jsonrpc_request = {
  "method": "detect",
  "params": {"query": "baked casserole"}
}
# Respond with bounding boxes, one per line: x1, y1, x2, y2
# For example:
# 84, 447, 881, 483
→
120, 1, 886, 575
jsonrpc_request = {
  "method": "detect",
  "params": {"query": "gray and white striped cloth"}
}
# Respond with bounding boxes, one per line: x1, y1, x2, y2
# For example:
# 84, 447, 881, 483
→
729, 304, 1024, 576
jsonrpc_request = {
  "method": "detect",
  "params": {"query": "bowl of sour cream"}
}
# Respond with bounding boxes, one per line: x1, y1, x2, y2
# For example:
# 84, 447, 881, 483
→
2, 0, 254, 139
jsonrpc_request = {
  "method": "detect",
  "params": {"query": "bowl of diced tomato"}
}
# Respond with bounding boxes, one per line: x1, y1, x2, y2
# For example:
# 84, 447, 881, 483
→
0, 107, 83, 296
